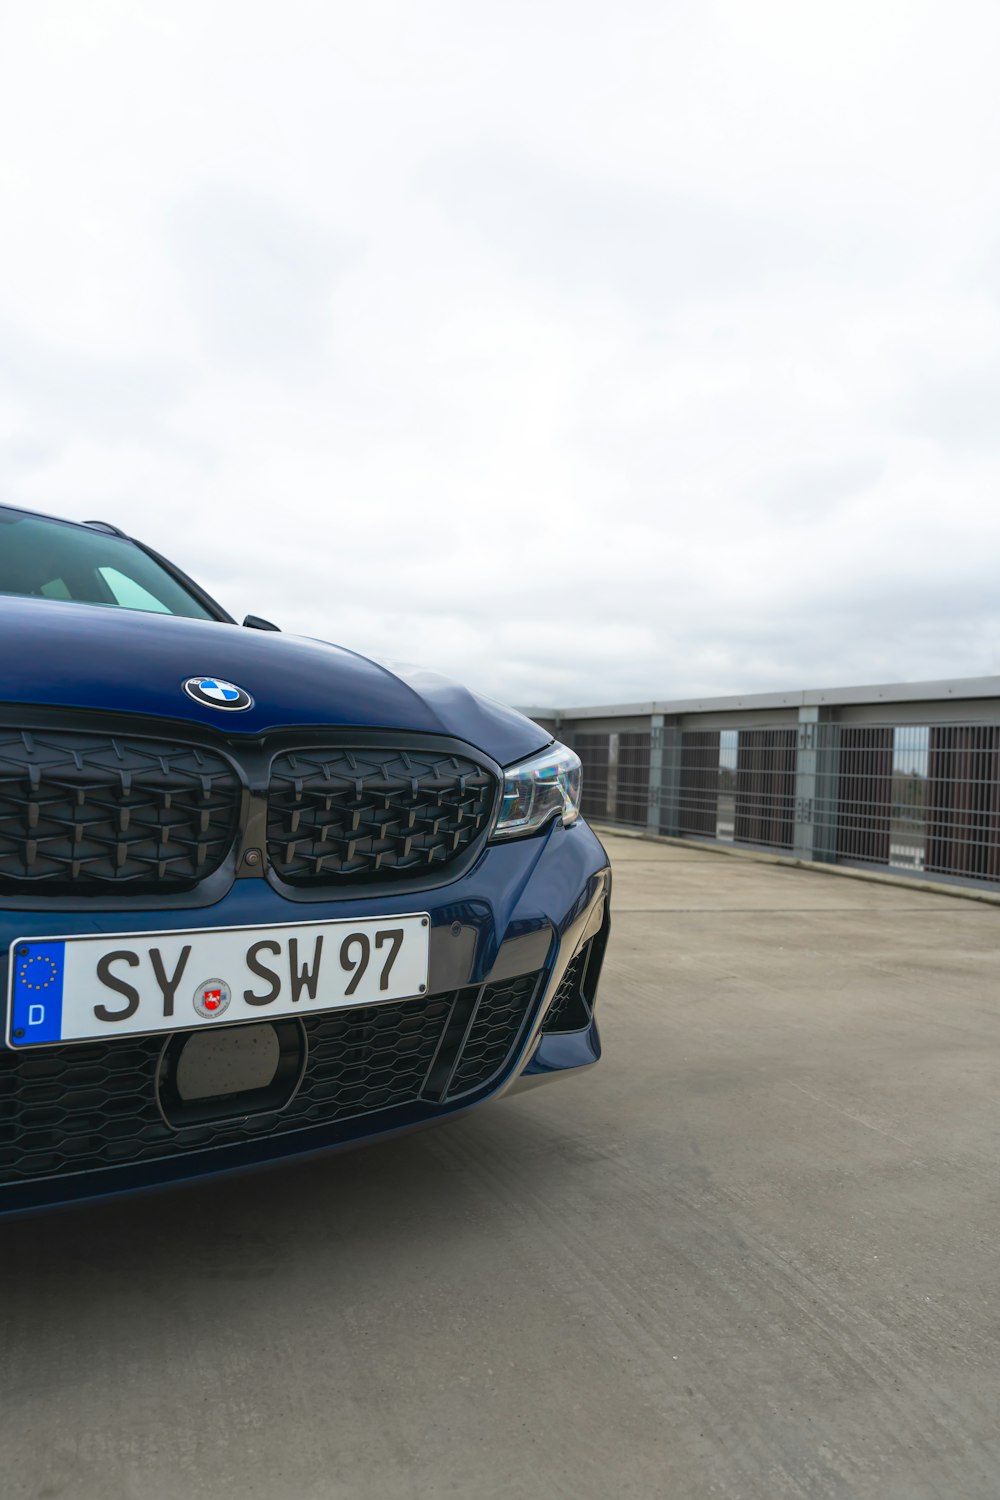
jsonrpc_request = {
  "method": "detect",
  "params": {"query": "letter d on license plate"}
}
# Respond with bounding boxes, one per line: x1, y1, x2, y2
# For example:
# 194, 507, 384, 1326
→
7, 914, 431, 1048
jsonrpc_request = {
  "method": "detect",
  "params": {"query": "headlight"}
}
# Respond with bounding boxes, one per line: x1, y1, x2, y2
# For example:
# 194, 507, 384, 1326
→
491, 741, 582, 840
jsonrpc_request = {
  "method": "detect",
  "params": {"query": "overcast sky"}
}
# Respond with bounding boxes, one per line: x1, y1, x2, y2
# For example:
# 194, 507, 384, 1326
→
3, 1, 1000, 709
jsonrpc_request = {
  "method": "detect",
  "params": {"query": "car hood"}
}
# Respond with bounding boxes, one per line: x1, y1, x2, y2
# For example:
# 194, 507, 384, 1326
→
0, 597, 550, 766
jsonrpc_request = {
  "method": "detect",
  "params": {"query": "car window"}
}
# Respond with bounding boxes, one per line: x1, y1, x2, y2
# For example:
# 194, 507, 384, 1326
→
98, 566, 172, 614
0, 510, 216, 620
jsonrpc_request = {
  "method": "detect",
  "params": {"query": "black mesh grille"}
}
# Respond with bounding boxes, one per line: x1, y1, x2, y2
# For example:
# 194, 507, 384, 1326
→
0, 973, 542, 1188
542, 927, 608, 1035
267, 747, 497, 884
445, 972, 539, 1097
542, 949, 592, 1033
0, 993, 453, 1185
0, 730, 241, 892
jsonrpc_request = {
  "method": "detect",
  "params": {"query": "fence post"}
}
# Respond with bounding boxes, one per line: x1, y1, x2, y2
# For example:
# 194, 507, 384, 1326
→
793, 706, 820, 860
663, 721, 682, 836
606, 732, 620, 823
648, 714, 682, 836
647, 714, 663, 835
813, 715, 840, 864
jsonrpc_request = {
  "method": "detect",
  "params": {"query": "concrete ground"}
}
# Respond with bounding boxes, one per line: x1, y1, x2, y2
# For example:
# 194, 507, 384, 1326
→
4, 832, 1000, 1499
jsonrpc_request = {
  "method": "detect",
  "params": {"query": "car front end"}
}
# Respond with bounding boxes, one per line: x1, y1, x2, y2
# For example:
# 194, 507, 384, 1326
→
0, 535, 610, 1213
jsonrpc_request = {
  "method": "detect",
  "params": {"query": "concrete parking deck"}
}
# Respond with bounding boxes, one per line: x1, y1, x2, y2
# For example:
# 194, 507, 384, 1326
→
4, 833, 1000, 1499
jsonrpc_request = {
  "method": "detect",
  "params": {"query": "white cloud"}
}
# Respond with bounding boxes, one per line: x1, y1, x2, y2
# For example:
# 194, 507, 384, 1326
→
3, 0, 1000, 706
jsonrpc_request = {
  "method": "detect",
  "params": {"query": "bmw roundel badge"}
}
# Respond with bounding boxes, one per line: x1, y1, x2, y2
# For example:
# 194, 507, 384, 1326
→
183, 676, 253, 711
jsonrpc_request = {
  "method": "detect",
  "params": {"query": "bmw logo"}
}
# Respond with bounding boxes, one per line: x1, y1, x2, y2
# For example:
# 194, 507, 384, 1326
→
183, 677, 253, 711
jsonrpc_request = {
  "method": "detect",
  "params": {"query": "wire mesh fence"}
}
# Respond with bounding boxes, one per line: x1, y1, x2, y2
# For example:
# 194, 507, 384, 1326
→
735, 728, 797, 848
815, 725, 925, 872
616, 732, 651, 827
677, 730, 721, 837
927, 725, 1000, 881
815, 723, 1000, 882
575, 732, 610, 822
677, 726, 795, 850
565, 717, 1000, 890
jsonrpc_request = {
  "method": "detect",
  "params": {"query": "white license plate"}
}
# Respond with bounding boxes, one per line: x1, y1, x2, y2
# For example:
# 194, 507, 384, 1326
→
6, 914, 430, 1048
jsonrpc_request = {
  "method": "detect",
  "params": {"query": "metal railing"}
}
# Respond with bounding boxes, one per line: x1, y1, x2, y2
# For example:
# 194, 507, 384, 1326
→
523, 676, 1000, 892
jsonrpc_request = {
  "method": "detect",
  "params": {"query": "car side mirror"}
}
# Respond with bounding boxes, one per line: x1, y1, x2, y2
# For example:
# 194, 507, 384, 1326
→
242, 614, 281, 632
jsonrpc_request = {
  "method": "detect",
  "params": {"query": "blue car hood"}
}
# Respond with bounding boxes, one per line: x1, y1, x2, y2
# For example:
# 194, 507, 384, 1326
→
0, 598, 549, 766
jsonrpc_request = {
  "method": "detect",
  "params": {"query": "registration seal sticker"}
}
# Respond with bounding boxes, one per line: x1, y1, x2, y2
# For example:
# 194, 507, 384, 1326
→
193, 979, 232, 1019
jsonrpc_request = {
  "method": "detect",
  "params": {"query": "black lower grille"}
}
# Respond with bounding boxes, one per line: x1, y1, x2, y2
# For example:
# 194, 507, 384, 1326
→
0, 972, 542, 1188
0, 729, 241, 893
542, 929, 607, 1034
267, 747, 497, 884
445, 972, 540, 1098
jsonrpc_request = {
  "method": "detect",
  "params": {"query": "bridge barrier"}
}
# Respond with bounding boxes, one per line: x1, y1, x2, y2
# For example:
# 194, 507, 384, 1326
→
522, 676, 1000, 890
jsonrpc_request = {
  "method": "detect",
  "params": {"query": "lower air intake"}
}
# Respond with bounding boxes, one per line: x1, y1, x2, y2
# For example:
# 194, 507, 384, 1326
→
0, 972, 542, 1190
542, 929, 607, 1034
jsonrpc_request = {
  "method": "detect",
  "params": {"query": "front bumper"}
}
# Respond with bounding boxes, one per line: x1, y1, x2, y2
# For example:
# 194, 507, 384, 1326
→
0, 818, 610, 1212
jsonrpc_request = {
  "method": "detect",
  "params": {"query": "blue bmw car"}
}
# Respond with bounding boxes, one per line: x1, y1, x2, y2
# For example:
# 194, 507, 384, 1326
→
0, 504, 610, 1212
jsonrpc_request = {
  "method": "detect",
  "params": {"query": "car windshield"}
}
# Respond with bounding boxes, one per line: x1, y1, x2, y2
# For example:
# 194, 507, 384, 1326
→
0, 509, 216, 621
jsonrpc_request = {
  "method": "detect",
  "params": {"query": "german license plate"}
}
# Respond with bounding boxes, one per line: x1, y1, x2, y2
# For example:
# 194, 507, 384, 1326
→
6, 914, 430, 1048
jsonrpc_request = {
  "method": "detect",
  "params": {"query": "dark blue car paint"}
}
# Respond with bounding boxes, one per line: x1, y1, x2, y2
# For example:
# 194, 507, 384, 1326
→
0, 577, 610, 1213
0, 596, 549, 767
